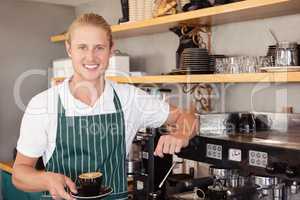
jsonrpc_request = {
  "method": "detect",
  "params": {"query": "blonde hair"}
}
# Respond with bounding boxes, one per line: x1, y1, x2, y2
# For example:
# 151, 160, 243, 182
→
66, 13, 113, 48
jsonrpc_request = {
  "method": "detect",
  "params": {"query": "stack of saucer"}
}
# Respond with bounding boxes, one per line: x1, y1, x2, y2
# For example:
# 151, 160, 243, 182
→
176, 48, 211, 74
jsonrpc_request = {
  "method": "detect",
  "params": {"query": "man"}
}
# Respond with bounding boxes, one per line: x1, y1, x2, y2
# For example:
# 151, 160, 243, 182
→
12, 13, 197, 200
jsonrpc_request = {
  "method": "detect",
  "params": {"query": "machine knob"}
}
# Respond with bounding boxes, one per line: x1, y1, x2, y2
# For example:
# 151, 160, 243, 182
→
286, 165, 300, 178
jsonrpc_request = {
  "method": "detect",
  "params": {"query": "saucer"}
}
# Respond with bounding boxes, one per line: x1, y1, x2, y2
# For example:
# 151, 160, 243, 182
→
71, 186, 113, 199
260, 66, 300, 72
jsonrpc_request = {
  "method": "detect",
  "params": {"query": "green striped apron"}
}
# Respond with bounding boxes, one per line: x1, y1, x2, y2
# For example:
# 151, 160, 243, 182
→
45, 88, 128, 199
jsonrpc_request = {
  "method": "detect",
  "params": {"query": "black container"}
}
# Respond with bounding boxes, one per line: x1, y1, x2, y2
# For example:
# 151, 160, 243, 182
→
255, 114, 271, 131
182, 0, 212, 12
118, 0, 129, 23
170, 26, 198, 69
225, 113, 240, 133
238, 113, 256, 134
214, 0, 233, 5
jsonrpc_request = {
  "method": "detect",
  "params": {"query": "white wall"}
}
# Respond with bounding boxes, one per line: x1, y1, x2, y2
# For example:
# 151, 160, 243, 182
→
75, 1, 300, 113
0, 0, 75, 161
212, 14, 300, 56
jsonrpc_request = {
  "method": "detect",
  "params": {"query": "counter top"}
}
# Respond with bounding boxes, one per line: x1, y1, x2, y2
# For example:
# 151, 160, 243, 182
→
200, 131, 300, 150
0, 161, 14, 174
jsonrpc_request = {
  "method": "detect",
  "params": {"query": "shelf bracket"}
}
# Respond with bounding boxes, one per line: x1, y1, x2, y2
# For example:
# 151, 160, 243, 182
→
182, 83, 214, 113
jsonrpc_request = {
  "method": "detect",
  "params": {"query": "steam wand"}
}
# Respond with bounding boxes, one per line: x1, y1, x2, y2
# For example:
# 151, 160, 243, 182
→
159, 161, 180, 188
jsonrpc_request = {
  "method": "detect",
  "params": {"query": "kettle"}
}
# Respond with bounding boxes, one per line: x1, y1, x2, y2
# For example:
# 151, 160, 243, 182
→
238, 113, 256, 134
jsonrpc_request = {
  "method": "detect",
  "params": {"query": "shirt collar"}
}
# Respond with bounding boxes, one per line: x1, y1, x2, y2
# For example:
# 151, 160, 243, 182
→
58, 77, 114, 114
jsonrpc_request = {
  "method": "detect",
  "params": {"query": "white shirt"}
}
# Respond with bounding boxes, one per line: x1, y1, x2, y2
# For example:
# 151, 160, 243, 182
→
17, 78, 169, 165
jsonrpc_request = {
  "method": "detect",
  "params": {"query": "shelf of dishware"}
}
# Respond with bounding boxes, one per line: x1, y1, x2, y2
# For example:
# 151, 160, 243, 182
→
51, 72, 300, 84
50, 0, 300, 42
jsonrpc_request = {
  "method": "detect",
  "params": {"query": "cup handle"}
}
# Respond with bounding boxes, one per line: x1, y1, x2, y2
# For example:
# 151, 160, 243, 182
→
74, 177, 80, 187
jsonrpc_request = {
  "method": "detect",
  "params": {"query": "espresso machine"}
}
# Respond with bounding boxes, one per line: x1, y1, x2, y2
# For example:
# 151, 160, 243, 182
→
127, 128, 173, 199
173, 112, 300, 200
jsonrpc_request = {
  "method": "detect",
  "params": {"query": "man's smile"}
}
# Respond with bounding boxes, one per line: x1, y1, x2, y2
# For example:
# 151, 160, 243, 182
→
83, 64, 99, 70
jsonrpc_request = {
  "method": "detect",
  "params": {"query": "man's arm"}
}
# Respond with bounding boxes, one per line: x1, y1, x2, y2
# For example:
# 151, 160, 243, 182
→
12, 152, 77, 200
154, 105, 198, 157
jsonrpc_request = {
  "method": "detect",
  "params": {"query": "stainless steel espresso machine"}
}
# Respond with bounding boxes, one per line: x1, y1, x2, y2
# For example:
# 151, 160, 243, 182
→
174, 112, 300, 200
127, 128, 173, 199
127, 112, 300, 200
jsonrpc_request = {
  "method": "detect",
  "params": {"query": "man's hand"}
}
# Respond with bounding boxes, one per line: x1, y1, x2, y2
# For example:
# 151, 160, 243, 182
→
43, 172, 77, 200
154, 134, 189, 158
153, 104, 198, 158
13, 152, 78, 200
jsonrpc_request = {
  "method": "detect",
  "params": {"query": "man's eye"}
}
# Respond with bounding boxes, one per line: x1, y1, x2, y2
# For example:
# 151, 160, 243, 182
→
96, 46, 104, 51
78, 46, 86, 50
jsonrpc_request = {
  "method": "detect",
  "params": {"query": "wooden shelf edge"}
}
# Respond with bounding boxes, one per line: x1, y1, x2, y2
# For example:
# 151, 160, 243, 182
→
111, 0, 287, 32
107, 72, 300, 84
51, 72, 300, 84
50, 0, 300, 41
50, 34, 66, 43
0, 161, 14, 174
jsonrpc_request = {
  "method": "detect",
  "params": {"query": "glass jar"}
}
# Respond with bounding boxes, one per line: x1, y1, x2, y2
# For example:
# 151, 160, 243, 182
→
275, 42, 299, 66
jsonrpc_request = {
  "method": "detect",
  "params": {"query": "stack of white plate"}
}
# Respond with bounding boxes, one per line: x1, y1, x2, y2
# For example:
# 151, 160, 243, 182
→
144, 0, 154, 19
129, 0, 137, 22
136, 0, 145, 21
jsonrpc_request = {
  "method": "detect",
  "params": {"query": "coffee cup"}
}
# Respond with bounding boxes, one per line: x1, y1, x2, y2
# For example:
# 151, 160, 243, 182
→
78, 172, 102, 196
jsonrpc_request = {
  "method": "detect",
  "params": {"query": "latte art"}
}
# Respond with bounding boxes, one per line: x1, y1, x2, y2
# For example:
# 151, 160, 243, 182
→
79, 172, 102, 179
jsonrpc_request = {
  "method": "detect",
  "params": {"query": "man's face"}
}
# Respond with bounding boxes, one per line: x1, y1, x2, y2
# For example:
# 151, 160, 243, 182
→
66, 25, 112, 82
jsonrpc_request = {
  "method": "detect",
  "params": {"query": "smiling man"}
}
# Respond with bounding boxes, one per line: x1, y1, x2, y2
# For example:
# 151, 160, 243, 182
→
12, 13, 197, 200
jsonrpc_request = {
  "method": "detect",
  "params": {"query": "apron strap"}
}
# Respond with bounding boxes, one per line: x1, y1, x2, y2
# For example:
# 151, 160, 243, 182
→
57, 96, 65, 116
112, 88, 123, 115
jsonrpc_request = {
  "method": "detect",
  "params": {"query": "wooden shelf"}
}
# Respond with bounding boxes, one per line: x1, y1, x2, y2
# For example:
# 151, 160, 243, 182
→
107, 72, 300, 84
0, 161, 14, 174
50, 34, 66, 43
51, 72, 300, 84
50, 0, 300, 42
